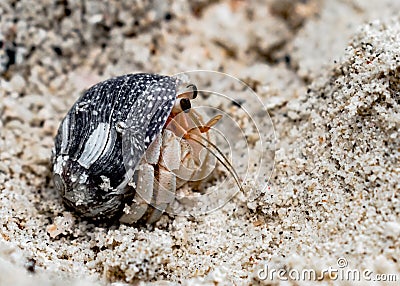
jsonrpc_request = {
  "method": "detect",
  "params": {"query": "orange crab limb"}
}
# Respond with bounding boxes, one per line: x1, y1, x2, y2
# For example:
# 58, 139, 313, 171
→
185, 114, 223, 134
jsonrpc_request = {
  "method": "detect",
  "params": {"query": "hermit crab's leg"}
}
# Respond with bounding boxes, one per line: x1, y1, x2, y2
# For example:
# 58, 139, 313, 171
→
146, 166, 177, 224
175, 138, 197, 188
119, 163, 154, 224
119, 134, 162, 224
146, 129, 181, 224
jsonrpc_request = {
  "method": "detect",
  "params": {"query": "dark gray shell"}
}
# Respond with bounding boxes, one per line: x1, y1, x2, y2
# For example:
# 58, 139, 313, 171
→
52, 73, 177, 220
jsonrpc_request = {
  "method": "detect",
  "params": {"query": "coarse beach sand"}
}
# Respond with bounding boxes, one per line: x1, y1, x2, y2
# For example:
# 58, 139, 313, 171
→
0, 1, 399, 285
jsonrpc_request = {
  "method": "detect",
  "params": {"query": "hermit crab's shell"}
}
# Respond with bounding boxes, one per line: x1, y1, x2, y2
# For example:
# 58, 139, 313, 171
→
52, 73, 178, 220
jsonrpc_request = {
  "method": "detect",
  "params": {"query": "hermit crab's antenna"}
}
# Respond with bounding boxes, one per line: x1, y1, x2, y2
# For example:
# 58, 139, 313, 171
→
184, 127, 244, 193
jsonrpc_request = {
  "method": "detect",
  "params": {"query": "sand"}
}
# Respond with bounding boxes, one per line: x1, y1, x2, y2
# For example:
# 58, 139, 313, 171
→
0, 0, 399, 285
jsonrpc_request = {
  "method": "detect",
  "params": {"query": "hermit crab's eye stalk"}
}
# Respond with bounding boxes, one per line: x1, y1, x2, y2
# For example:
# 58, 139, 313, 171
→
186, 84, 198, 99
178, 84, 198, 99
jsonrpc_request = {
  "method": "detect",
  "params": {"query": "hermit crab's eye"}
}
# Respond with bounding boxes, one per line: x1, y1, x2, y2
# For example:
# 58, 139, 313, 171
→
172, 98, 192, 114
180, 98, 191, 113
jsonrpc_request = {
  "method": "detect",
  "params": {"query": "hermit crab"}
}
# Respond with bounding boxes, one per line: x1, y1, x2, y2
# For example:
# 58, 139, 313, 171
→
52, 73, 242, 224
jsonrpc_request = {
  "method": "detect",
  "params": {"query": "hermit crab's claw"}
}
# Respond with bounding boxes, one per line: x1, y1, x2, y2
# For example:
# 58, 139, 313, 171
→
198, 115, 222, 133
